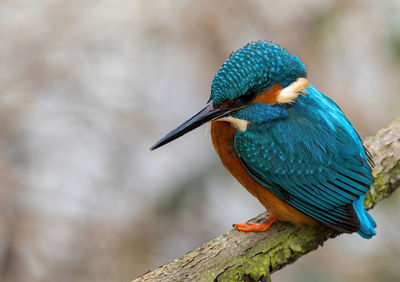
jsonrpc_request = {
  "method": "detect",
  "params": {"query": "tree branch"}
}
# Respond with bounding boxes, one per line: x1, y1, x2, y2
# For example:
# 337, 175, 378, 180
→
134, 117, 400, 282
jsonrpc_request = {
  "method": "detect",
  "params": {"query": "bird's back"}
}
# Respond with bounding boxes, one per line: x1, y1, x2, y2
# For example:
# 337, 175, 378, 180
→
234, 85, 376, 237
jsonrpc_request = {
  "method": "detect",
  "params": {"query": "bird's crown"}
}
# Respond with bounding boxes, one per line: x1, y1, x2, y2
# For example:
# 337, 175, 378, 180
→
210, 41, 307, 107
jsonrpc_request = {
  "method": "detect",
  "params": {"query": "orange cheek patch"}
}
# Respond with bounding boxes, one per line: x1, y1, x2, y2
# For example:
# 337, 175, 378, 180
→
251, 84, 283, 105
219, 100, 233, 108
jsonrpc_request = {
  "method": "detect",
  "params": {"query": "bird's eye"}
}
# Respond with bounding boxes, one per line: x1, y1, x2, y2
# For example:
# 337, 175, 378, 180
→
219, 89, 258, 109
238, 89, 258, 105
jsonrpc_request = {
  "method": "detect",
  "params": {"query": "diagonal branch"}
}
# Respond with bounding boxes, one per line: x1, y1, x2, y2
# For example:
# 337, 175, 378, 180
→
134, 117, 400, 282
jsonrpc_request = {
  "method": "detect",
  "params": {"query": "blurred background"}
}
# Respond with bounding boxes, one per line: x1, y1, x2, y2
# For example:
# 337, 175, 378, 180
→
0, 0, 399, 281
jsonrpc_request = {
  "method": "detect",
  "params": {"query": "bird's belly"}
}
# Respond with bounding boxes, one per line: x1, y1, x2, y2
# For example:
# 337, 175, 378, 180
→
210, 121, 316, 226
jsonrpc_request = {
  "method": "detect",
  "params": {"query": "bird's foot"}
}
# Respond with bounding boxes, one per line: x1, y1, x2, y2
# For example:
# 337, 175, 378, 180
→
234, 216, 276, 232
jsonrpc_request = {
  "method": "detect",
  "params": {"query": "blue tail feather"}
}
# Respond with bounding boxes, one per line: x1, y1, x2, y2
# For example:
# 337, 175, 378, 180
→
353, 195, 377, 239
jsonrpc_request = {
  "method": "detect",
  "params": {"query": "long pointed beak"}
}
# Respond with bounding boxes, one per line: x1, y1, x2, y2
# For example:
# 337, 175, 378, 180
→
149, 101, 233, 151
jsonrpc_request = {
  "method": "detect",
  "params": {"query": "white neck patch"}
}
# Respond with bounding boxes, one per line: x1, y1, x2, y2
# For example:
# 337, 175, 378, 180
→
277, 77, 309, 104
216, 116, 250, 132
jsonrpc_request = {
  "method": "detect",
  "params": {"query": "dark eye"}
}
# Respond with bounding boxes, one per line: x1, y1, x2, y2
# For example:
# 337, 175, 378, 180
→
220, 89, 258, 109
238, 89, 258, 104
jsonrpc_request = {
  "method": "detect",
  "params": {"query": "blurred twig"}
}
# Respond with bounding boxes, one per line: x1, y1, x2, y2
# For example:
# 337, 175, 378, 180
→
133, 116, 400, 282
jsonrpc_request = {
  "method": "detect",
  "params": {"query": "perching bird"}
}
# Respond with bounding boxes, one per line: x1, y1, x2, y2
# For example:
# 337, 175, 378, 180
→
150, 41, 377, 239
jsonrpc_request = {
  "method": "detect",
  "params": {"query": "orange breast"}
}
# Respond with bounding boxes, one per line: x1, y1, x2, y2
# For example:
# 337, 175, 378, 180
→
210, 121, 316, 226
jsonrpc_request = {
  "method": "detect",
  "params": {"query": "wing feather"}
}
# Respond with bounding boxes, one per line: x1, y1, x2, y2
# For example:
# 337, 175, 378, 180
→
234, 88, 373, 233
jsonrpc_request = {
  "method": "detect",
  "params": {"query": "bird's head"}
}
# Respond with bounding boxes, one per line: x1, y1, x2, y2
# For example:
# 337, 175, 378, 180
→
150, 41, 308, 150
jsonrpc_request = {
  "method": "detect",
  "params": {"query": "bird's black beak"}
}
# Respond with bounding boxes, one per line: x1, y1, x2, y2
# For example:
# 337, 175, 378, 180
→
149, 101, 234, 151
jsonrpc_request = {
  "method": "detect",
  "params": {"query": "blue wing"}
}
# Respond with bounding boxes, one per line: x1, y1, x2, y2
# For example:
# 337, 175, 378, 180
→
234, 85, 376, 235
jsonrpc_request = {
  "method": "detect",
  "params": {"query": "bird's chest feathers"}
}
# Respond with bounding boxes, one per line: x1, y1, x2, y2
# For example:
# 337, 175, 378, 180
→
210, 121, 316, 226
210, 121, 262, 198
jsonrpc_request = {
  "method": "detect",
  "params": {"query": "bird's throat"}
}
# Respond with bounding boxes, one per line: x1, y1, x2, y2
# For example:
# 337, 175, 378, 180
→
215, 116, 250, 132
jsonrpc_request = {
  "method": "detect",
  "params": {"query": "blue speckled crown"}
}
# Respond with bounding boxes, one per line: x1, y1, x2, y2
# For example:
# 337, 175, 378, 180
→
209, 41, 307, 107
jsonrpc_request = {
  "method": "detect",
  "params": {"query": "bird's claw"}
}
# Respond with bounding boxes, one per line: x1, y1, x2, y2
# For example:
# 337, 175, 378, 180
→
233, 217, 276, 232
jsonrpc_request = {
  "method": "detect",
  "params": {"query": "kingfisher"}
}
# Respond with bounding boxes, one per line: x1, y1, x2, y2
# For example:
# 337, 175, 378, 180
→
150, 41, 377, 239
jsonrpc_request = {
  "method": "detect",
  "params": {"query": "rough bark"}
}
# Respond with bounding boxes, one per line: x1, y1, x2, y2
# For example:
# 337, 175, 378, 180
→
134, 117, 400, 282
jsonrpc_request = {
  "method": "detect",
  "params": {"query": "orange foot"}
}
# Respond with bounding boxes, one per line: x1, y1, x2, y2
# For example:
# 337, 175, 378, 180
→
234, 216, 276, 232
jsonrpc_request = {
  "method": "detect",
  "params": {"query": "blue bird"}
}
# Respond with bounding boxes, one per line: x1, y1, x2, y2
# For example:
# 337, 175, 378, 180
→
150, 41, 377, 239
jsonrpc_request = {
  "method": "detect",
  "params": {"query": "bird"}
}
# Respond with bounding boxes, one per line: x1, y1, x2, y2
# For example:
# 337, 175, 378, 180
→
149, 41, 377, 239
